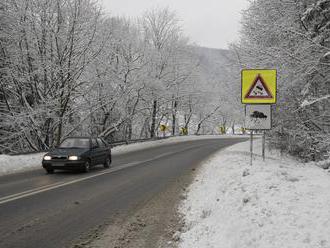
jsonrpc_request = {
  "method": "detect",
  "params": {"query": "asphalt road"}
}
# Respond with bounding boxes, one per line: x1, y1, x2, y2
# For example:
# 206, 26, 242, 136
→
0, 137, 247, 248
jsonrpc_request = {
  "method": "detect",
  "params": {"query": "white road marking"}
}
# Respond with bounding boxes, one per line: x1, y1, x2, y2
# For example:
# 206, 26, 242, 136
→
0, 181, 66, 202
0, 162, 140, 205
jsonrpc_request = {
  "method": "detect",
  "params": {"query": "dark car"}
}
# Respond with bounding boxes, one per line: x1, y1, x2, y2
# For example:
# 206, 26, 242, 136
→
42, 137, 112, 174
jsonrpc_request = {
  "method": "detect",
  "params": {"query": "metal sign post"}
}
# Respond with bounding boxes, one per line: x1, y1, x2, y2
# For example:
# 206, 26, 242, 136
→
242, 69, 277, 165
245, 105, 271, 163
262, 131, 266, 161
250, 130, 253, 166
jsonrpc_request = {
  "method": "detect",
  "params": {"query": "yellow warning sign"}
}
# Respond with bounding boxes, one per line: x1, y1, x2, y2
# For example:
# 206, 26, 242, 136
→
241, 69, 277, 104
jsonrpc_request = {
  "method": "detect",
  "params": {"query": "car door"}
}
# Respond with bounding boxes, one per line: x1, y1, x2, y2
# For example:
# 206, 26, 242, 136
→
97, 138, 108, 162
90, 138, 101, 165
101, 138, 111, 156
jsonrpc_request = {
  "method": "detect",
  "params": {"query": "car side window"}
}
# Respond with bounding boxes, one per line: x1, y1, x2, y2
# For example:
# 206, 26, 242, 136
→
97, 138, 105, 148
91, 139, 98, 148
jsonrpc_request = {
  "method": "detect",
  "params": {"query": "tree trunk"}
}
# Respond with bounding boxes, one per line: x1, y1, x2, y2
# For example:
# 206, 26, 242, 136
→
195, 122, 202, 135
127, 120, 133, 140
150, 99, 157, 138
172, 98, 177, 136
56, 120, 63, 146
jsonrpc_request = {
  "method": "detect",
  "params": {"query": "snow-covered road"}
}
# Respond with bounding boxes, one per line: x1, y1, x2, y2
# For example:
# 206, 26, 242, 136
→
179, 140, 330, 248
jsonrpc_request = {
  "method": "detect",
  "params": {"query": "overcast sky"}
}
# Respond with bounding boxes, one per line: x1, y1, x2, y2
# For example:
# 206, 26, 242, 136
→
101, 0, 249, 49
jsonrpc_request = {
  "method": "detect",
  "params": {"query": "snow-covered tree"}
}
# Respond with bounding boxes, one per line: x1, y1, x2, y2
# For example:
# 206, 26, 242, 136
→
235, 0, 330, 161
0, 2, 240, 153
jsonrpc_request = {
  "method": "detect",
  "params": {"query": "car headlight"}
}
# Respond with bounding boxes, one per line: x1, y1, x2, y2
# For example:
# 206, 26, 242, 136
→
68, 156, 79, 161
44, 155, 52, 161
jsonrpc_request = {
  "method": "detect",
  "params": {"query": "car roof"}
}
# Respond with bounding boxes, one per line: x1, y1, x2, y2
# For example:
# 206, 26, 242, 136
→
60, 137, 108, 145
64, 136, 106, 139
63, 136, 101, 140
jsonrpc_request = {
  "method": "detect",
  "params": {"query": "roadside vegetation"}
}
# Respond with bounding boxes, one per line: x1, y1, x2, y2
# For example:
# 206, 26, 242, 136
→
233, 0, 330, 161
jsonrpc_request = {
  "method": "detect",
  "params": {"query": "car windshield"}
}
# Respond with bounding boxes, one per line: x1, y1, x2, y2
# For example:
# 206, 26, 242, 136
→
59, 138, 90, 149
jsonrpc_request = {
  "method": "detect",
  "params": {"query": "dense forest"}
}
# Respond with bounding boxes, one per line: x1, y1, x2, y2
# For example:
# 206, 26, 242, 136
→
0, 0, 239, 154
234, 0, 330, 161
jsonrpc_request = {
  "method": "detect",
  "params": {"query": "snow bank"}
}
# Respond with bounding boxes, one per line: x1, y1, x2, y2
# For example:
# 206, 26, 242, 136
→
0, 135, 245, 176
0, 153, 46, 175
179, 140, 330, 248
112, 135, 244, 155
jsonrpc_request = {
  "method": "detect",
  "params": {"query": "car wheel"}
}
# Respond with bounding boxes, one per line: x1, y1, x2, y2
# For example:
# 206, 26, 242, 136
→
82, 161, 90, 173
46, 168, 54, 174
104, 156, 111, 168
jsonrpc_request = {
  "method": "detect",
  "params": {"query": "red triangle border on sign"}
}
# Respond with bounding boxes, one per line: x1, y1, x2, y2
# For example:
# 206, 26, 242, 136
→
244, 74, 273, 99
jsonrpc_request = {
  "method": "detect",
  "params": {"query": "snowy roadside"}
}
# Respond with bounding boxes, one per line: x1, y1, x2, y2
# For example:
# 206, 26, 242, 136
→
112, 134, 244, 155
0, 153, 46, 176
0, 135, 246, 176
178, 140, 330, 248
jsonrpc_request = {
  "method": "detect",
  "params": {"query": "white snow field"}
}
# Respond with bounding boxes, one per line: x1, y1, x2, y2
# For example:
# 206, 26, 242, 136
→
178, 140, 330, 248
0, 153, 46, 176
0, 135, 244, 176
